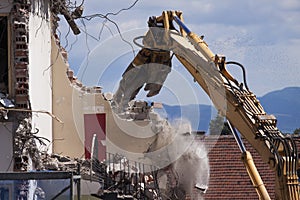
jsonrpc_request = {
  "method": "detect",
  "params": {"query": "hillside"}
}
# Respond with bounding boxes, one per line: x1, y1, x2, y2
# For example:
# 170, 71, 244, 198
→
259, 87, 300, 133
161, 87, 300, 133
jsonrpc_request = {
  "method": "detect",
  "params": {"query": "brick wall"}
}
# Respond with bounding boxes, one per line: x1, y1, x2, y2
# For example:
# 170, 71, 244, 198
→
202, 135, 276, 199
12, 0, 31, 109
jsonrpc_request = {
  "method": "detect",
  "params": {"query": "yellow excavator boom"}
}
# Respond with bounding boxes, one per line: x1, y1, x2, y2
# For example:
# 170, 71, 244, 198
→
113, 11, 299, 200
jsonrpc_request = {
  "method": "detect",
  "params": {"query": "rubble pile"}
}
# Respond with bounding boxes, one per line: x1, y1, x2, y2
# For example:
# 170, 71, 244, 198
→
98, 155, 161, 200
113, 100, 152, 120
110, 97, 210, 199
13, 113, 45, 171
32, 151, 161, 199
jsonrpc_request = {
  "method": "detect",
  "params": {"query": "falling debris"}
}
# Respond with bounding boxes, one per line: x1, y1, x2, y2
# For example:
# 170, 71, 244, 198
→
117, 100, 152, 120
145, 118, 209, 200
51, 0, 82, 35
111, 92, 210, 199
167, 139, 209, 199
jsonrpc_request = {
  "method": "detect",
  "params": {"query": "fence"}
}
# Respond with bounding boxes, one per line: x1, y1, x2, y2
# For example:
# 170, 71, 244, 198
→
89, 152, 162, 200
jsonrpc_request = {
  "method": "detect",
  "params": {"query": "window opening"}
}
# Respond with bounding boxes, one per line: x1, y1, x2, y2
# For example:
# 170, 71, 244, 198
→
0, 16, 8, 94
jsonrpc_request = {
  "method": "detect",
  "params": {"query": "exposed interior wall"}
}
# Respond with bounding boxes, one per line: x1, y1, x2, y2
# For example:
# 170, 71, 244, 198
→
51, 34, 157, 159
28, 0, 52, 151
0, 3, 13, 171
105, 111, 158, 162
0, 1, 12, 13
51, 35, 86, 158
0, 122, 13, 171
51, 40, 109, 158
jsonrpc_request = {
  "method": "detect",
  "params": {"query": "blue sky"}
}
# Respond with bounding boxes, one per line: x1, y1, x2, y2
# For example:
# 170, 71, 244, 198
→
58, 0, 300, 105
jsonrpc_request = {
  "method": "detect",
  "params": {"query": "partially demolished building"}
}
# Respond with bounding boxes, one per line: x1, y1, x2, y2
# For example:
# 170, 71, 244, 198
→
0, 0, 199, 199
1, 1, 293, 200
0, 0, 54, 172
0, 0, 131, 171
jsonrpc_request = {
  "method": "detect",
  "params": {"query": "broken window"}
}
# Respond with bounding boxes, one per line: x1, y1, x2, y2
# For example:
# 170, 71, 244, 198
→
0, 16, 8, 94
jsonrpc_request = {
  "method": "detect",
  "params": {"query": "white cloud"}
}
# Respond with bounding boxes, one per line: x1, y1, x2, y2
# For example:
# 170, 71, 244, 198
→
58, 0, 300, 97
120, 19, 144, 30
278, 0, 300, 10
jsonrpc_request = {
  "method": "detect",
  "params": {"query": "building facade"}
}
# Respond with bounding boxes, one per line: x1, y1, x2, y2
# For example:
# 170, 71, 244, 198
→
0, 0, 158, 172
1, 1, 293, 199
0, 0, 53, 171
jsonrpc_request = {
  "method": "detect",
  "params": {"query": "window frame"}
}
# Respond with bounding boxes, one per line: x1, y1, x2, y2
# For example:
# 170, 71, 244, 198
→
0, 14, 12, 97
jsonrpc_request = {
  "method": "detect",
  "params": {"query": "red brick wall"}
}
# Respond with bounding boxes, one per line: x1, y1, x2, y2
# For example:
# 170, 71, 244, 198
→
202, 135, 276, 199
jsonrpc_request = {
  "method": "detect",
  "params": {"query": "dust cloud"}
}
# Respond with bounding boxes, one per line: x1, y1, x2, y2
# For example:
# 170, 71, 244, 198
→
148, 114, 209, 199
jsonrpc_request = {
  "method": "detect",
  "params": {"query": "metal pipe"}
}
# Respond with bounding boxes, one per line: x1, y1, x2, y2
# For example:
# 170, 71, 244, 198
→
173, 15, 216, 62
242, 151, 271, 200
228, 121, 270, 200
228, 121, 246, 153
173, 15, 191, 35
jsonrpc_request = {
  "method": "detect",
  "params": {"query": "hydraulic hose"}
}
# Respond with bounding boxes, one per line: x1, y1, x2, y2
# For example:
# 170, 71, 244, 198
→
226, 61, 249, 91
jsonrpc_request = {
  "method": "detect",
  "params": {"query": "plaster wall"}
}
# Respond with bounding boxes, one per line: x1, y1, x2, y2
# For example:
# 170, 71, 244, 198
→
28, 0, 52, 151
51, 37, 84, 157
0, 122, 13, 171
51, 35, 156, 160
0, 1, 12, 13
51, 45, 109, 158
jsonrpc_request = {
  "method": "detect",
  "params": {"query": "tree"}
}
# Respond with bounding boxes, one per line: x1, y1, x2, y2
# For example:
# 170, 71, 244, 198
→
221, 122, 233, 135
293, 128, 300, 135
209, 114, 232, 135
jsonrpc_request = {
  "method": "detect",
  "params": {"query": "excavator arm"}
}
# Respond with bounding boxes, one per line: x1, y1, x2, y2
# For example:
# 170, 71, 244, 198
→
113, 11, 299, 199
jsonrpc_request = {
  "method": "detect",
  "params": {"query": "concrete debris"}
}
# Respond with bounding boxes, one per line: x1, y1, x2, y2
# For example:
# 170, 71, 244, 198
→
195, 183, 208, 193
99, 107, 208, 199
167, 140, 209, 200
106, 156, 139, 174
34, 187, 46, 199
92, 154, 161, 200
51, 153, 72, 162
112, 100, 167, 122
51, 0, 81, 35
0, 92, 15, 119
31, 152, 162, 199
146, 119, 209, 200
149, 111, 168, 133
14, 115, 44, 171
9, 105, 206, 199
16, 180, 30, 200
0, 108, 9, 120
0, 93, 16, 108
120, 100, 152, 120
71, 5, 84, 19
39, 153, 78, 171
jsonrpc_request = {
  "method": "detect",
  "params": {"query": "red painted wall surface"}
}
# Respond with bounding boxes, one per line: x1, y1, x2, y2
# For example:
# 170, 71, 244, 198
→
84, 113, 106, 161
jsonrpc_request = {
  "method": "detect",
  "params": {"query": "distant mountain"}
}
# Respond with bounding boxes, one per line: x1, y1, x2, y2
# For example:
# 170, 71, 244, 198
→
161, 87, 300, 133
259, 87, 300, 133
